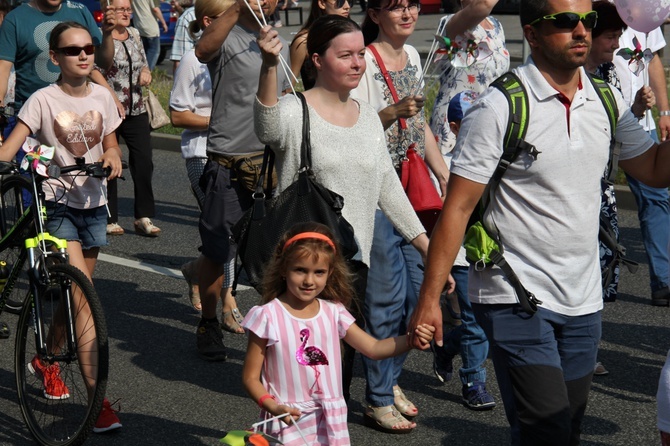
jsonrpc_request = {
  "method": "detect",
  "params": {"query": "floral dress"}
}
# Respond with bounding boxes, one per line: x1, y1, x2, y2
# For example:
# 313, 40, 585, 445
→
96, 27, 149, 116
429, 15, 510, 154
352, 45, 425, 168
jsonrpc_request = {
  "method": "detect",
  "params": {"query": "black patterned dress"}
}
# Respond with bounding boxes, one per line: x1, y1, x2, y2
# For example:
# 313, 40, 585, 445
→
596, 62, 621, 302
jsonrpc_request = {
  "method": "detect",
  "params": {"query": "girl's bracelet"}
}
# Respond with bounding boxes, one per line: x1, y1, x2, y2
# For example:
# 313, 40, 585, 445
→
258, 394, 276, 408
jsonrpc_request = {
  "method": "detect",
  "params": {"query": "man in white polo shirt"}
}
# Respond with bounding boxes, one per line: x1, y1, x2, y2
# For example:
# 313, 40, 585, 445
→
410, 0, 670, 444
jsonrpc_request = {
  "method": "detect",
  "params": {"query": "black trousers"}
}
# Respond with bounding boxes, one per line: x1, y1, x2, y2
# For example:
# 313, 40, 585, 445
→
108, 112, 156, 222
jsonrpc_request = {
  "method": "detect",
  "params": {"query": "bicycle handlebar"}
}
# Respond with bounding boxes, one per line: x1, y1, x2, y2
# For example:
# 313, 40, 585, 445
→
0, 158, 128, 179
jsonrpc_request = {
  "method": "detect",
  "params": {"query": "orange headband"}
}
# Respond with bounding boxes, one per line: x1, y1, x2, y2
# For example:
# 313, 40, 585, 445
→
283, 232, 336, 253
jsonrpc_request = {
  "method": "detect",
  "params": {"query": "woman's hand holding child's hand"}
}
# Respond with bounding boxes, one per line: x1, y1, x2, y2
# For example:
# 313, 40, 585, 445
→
258, 25, 282, 67
412, 323, 435, 349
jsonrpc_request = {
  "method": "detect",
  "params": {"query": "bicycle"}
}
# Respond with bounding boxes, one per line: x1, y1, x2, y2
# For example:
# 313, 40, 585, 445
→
0, 142, 115, 445
0, 101, 27, 315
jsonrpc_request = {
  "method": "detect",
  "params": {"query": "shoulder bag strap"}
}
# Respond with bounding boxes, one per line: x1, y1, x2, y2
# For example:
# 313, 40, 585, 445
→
120, 38, 134, 108
295, 91, 312, 170
367, 44, 407, 131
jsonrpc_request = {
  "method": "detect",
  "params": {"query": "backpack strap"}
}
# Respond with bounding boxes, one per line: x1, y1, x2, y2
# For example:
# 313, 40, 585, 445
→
586, 72, 620, 184
468, 71, 543, 314
482, 72, 539, 211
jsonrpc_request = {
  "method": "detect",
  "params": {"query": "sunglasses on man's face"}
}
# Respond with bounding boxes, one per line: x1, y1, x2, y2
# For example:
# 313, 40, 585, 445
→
530, 11, 598, 30
56, 44, 96, 57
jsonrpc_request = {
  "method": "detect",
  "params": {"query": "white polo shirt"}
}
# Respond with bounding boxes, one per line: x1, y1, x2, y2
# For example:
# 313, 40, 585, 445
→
451, 58, 653, 316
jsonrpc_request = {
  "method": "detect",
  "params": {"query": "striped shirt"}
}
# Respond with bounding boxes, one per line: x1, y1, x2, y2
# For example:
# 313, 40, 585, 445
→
243, 298, 354, 445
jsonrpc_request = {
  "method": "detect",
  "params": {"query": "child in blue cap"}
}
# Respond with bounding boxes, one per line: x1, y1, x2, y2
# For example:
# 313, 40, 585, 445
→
432, 90, 497, 411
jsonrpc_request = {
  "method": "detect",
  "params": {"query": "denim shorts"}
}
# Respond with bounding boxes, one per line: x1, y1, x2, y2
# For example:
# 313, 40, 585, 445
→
45, 202, 108, 250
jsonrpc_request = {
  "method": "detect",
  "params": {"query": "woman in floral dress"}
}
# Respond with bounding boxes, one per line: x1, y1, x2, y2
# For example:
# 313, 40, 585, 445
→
350, 0, 448, 433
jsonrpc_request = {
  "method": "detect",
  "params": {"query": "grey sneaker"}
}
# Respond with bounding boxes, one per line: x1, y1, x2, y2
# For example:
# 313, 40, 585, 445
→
462, 382, 496, 411
197, 320, 227, 361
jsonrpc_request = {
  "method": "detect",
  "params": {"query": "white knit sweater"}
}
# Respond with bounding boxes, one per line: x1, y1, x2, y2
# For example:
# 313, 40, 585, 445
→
254, 95, 425, 265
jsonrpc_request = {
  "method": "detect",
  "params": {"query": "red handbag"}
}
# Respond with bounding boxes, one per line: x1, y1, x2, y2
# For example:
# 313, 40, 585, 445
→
368, 45, 443, 236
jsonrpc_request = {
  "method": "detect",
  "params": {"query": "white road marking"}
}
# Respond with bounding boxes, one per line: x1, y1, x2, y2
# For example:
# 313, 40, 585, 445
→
97, 253, 252, 290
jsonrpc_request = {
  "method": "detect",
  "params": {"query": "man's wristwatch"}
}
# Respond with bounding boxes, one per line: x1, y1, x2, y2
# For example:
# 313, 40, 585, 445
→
659, 110, 670, 117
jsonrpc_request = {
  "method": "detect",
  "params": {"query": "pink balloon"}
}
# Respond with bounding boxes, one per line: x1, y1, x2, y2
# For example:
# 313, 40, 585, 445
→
615, 0, 670, 33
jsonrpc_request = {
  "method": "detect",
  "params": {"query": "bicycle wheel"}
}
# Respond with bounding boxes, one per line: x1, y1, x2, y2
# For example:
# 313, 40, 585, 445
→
15, 263, 109, 446
0, 174, 34, 314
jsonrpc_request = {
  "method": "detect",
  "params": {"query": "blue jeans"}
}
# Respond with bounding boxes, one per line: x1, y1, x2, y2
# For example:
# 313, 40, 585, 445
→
141, 35, 160, 70
362, 210, 423, 407
625, 130, 670, 292
473, 304, 600, 446
443, 265, 489, 385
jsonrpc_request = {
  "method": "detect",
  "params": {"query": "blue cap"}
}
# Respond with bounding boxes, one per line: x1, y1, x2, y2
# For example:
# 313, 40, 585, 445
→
448, 90, 478, 123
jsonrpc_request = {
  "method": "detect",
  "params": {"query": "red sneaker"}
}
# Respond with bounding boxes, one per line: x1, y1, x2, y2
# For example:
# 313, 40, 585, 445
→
93, 398, 122, 433
28, 356, 70, 400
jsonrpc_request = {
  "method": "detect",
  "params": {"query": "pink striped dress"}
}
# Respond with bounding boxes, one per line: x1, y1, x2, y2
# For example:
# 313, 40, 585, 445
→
242, 298, 355, 446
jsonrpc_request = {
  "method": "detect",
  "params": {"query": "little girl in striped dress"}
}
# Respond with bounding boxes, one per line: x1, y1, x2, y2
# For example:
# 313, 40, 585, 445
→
241, 222, 435, 445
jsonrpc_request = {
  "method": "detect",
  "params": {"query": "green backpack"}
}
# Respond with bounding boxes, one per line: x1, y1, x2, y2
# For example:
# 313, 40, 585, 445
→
463, 71, 637, 314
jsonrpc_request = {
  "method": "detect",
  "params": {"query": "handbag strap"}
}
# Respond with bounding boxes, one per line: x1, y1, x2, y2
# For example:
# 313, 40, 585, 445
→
367, 44, 407, 131
295, 91, 313, 170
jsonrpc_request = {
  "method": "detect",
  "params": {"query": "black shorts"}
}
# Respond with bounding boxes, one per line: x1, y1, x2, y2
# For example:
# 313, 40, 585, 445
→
198, 159, 253, 265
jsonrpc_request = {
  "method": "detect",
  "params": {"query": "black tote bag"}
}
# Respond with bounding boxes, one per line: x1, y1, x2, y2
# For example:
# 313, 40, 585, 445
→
232, 92, 358, 291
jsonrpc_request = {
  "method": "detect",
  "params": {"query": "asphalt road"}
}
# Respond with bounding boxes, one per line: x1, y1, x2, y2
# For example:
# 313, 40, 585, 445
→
0, 146, 668, 446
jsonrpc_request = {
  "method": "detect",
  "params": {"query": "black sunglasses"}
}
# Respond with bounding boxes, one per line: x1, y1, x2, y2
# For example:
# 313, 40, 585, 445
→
530, 11, 598, 30
329, 0, 348, 8
56, 44, 96, 57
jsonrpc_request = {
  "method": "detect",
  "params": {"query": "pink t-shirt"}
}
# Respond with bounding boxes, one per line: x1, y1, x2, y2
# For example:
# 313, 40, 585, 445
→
19, 83, 122, 209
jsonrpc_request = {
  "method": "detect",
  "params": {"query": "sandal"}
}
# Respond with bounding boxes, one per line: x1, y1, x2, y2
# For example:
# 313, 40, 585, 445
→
393, 386, 418, 418
106, 222, 124, 235
181, 261, 201, 311
221, 308, 245, 334
364, 405, 415, 434
134, 218, 161, 237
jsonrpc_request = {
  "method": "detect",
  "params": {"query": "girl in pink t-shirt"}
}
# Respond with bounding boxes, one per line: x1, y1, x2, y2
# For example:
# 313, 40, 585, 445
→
0, 21, 123, 277
241, 222, 435, 445
0, 22, 123, 432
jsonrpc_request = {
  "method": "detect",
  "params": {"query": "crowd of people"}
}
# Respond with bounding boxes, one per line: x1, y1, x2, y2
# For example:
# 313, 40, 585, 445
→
0, 0, 670, 443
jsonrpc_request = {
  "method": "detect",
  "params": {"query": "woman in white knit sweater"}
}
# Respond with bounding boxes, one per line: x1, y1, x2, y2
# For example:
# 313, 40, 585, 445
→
254, 15, 451, 432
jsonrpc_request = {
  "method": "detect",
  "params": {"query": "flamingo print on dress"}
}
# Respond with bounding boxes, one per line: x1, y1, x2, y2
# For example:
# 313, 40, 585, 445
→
295, 328, 329, 394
